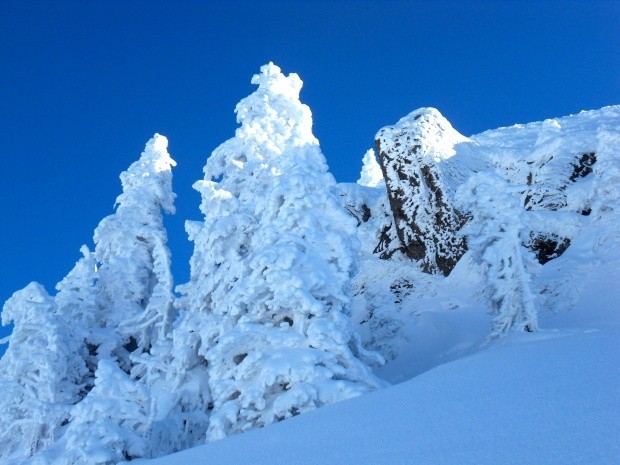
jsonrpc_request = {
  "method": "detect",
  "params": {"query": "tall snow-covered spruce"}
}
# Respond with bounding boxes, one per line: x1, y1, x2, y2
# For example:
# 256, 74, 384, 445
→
33, 134, 179, 465
0, 283, 85, 462
92, 133, 176, 365
175, 63, 384, 442
456, 173, 539, 339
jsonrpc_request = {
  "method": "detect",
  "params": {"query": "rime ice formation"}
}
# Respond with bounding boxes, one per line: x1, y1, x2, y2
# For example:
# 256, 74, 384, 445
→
93, 133, 176, 360
0, 283, 85, 461
456, 174, 539, 339
0, 135, 177, 464
374, 108, 472, 275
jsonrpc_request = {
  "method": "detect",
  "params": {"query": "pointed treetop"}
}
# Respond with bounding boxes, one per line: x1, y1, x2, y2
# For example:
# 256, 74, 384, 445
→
231, 62, 316, 151
250, 62, 303, 101
116, 133, 177, 214
2, 282, 52, 326
358, 149, 384, 188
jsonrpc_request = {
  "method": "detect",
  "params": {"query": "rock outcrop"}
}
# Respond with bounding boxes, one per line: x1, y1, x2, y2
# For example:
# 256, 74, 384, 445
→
374, 108, 470, 276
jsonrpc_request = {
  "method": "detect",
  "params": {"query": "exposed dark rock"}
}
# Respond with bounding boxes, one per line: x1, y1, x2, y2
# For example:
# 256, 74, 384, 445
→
334, 184, 374, 226
373, 218, 406, 259
233, 353, 248, 365
525, 152, 597, 212
374, 108, 469, 276
389, 278, 413, 305
527, 233, 571, 265
569, 152, 596, 182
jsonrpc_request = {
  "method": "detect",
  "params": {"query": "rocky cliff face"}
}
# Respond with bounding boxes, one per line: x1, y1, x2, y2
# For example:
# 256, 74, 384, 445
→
374, 108, 471, 276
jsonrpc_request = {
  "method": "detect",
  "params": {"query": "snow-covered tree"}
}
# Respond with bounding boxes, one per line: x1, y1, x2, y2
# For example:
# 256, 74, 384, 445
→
92, 133, 176, 368
26, 134, 179, 463
69, 134, 177, 461
0, 283, 85, 462
55, 246, 100, 331
54, 359, 151, 465
456, 173, 539, 339
175, 62, 384, 442
357, 148, 384, 188
54, 245, 102, 398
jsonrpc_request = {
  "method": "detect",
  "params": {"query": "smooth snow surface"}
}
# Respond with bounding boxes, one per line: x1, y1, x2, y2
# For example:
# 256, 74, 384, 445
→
136, 328, 619, 465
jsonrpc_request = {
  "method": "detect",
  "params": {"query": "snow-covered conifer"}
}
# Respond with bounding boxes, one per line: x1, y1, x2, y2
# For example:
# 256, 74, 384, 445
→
54, 246, 101, 397
55, 245, 100, 332
92, 134, 176, 367
357, 148, 384, 188
31, 134, 179, 463
0, 283, 85, 462
56, 359, 151, 465
175, 63, 383, 442
456, 173, 539, 339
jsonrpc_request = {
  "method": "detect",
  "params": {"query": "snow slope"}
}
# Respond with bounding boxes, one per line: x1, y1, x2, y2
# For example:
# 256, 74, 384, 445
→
136, 328, 619, 465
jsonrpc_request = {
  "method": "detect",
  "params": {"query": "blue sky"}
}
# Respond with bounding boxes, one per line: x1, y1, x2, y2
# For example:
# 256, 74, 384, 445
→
1, 0, 618, 353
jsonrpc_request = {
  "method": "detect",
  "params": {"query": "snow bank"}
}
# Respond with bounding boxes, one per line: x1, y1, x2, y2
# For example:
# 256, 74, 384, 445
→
135, 326, 619, 465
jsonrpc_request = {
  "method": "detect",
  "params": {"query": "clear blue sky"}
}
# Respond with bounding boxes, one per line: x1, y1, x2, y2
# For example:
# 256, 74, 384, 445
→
1, 0, 618, 352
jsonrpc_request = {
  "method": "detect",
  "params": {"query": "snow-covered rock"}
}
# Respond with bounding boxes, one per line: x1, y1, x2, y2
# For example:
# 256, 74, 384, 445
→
374, 108, 474, 275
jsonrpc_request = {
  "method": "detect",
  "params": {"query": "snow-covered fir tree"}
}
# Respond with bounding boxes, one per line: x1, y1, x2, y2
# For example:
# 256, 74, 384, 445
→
78, 133, 176, 460
0, 283, 85, 463
456, 173, 539, 339
174, 62, 384, 442
357, 148, 384, 188
22, 134, 179, 464
92, 133, 176, 366
53, 245, 101, 398
53, 359, 151, 465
